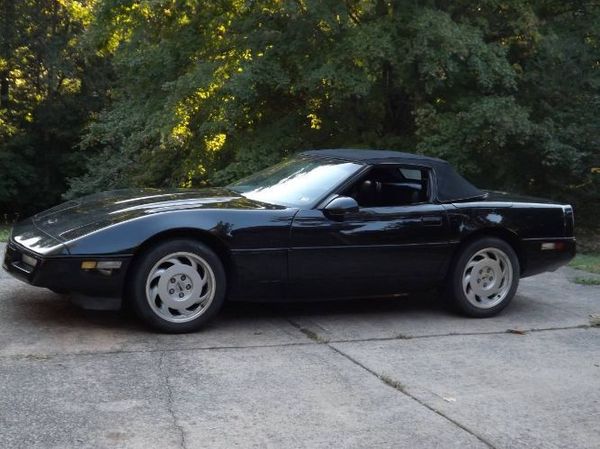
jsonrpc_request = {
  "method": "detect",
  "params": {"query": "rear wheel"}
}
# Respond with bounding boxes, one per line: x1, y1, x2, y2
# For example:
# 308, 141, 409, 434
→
129, 239, 226, 333
448, 237, 519, 317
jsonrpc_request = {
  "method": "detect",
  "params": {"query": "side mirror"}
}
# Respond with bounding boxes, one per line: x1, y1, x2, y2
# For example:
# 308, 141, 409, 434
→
323, 196, 359, 218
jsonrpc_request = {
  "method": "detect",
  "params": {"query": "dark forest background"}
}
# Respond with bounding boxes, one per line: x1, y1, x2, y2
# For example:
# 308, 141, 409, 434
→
0, 0, 598, 227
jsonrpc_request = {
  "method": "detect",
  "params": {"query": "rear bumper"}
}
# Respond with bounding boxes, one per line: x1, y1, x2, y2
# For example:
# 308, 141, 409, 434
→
3, 240, 131, 297
521, 237, 576, 278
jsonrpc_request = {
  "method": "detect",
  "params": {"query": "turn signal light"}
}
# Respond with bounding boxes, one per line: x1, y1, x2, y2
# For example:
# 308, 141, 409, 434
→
21, 254, 38, 267
81, 261, 122, 270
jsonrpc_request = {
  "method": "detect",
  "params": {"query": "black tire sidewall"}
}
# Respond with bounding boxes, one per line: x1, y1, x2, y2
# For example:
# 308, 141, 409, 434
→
129, 239, 226, 333
450, 237, 520, 318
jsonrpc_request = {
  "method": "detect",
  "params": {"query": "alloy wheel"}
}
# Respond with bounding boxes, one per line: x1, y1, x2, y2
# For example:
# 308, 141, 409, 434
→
145, 251, 216, 323
462, 247, 513, 309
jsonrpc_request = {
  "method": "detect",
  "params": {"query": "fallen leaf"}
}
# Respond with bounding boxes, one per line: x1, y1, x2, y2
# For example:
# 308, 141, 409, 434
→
506, 328, 527, 335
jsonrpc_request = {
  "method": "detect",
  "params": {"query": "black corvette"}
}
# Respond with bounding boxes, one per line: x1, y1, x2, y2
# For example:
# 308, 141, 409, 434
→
3, 149, 575, 332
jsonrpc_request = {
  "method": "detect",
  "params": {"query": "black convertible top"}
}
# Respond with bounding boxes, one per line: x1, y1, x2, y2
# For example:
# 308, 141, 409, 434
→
302, 148, 444, 164
301, 149, 485, 202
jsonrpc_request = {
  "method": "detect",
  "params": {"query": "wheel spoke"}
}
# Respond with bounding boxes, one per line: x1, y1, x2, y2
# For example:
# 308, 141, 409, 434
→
169, 301, 191, 313
465, 261, 477, 271
485, 286, 500, 298
197, 288, 213, 304
465, 286, 478, 303
196, 275, 208, 290
462, 273, 472, 292
487, 260, 501, 275
150, 268, 166, 283
465, 257, 483, 271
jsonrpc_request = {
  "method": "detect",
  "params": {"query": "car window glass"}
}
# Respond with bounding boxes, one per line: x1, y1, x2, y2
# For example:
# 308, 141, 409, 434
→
343, 166, 430, 208
228, 156, 363, 208
399, 168, 422, 181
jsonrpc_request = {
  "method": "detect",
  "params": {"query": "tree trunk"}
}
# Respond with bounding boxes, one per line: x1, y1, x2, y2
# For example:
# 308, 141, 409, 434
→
0, 0, 15, 110
0, 72, 8, 108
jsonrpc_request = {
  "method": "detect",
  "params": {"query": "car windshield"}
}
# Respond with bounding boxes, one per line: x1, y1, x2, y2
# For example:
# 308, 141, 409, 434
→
228, 156, 363, 207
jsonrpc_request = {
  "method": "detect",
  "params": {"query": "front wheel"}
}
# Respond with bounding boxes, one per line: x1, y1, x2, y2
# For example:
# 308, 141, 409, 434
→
129, 239, 226, 333
448, 237, 519, 317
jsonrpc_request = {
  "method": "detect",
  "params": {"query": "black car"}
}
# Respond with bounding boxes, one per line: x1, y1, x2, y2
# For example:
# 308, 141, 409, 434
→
3, 149, 575, 332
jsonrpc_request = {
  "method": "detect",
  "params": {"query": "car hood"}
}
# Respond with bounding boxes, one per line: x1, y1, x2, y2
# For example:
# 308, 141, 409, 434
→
33, 187, 280, 241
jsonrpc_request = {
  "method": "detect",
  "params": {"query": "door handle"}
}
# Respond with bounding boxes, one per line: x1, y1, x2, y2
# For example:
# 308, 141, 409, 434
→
421, 216, 443, 226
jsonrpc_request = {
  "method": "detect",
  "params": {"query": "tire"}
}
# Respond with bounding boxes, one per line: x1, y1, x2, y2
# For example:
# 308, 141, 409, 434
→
128, 239, 226, 333
447, 237, 519, 318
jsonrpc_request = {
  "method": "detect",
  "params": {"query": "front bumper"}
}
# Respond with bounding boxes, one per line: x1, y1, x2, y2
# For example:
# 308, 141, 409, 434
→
3, 239, 131, 297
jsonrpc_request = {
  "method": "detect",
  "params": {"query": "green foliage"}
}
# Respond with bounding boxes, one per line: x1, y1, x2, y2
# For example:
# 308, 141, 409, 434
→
569, 253, 600, 275
1, 0, 599, 226
572, 277, 600, 286
0, 0, 109, 216
0, 225, 10, 242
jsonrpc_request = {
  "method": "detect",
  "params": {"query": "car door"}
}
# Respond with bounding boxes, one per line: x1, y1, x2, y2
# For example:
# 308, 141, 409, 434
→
287, 165, 453, 299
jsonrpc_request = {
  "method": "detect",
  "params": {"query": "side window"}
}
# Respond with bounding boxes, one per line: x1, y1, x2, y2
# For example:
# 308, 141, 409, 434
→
399, 168, 422, 181
343, 165, 430, 208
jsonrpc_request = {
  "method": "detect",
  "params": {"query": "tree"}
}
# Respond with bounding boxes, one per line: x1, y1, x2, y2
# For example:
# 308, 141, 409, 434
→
0, 0, 109, 217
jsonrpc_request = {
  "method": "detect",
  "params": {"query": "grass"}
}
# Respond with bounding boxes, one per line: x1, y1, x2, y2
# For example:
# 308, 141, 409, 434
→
569, 253, 600, 275
573, 277, 600, 286
0, 225, 10, 242
569, 252, 600, 286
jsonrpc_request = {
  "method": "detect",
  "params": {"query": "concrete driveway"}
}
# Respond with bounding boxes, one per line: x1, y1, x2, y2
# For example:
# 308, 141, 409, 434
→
1, 242, 599, 449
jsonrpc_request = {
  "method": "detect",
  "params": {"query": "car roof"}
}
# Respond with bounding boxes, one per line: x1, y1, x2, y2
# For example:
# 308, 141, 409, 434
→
300, 148, 485, 203
300, 149, 446, 165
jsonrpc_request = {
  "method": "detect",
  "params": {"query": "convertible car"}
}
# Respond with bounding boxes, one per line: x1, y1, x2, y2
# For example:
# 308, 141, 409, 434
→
3, 149, 575, 332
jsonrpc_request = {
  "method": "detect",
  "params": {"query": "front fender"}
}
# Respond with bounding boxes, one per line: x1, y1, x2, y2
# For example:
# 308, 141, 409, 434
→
64, 208, 296, 256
